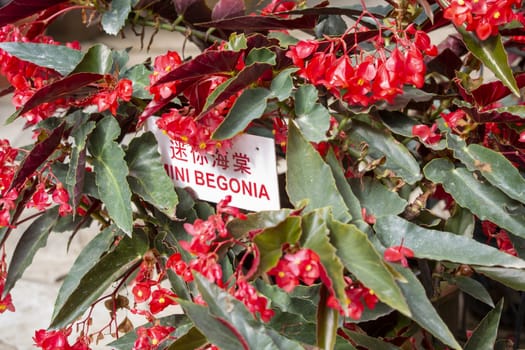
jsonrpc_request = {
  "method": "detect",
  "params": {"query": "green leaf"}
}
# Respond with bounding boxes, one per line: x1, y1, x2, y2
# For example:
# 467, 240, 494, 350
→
123, 64, 152, 99
52, 225, 119, 319
294, 84, 330, 142
125, 132, 178, 217
348, 177, 407, 218
300, 209, 347, 310
255, 281, 319, 323
72, 44, 113, 74
0, 42, 82, 76
444, 204, 475, 237
50, 230, 148, 328
168, 327, 208, 350
286, 122, 351, 222
227, 209, 292, 239
253, 216, 301, 274
391, 265, 462, 350
101, 0, 133, 35
212, 87, 271, 140
245, 48, 276, 66
344, 330, 400, 350
447, 133, 525, 204
270, 68, 298, 102
458, 27, 519, 97
177, 300, 246, 350
423, 158, 525, 239
226, 32, 248, 51
464, 299, 504, 350
347, 121, 422, 184
3, 207, 59, 297
87, 116, 133, 234
193, 274, 305, 350
451, 276, 494, 307
473, 266, 525, 291
328, 219, 411, 316
317, 285, 339, 350
375, 216, 525, 268
325, 149, 361, 222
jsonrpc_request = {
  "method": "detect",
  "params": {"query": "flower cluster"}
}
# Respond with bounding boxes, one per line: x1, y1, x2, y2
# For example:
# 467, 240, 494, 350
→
482, 221, 517, 256
0, 251, 14, 313
33, 328, 90, 350
327, 277, 378, 320
268, 248, 321, 292
0, 139, 18, 227
133, 325, 175, 350
286, 24, 437, 107
150, 51, 237, 154
0, 24, 80, 124
443, 0, 523, 40
86, 77, 133, 116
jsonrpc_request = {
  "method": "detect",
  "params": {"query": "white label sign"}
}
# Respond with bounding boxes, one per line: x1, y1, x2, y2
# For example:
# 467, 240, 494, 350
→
147, 118, 281, 211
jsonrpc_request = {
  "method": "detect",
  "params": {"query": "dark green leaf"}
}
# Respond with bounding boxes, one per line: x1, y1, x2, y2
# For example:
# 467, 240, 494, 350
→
123, 64, 152, 99
473, 266, 525, 291
227, 209, 292, 239
317, 285, 339, 350
212, 87, 271, 140
315, 15, 347, 37
88, 116, 133, 234
168, 327, 207, 350
52, 225, 119, 319
0, 42, 82, 75
301, 209, 347, 310
348, 177, 407, 219
294, 84, 330, 142
328, 219, 410, 316
177, 300, 246, 350
444, 204, 475, 237
101, 0, 133, 35
424, 158, 525, 239
344, 330, 400, 350
194, 274, 305, 350
286, 122, 351, 222
375, 216, 525, 268
447, 133, 525, 204
245, 48, 276, 66
458, 27, 519, 97
325, 149, 361, 222
50, 230, 148, 328
451, 276, 494, 307
464, 299, 503, 350
254, 216, 301, 274
270, 68, 298, 102
255, 281, 319, 323
72, 44, 113, 74
390, 265, 462, 350
347, 121, 421, 184
4, 207, 59, 297
125, 132, 178, 217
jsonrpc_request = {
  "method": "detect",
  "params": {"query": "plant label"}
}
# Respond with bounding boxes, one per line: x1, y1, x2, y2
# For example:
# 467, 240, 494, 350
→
147, 118, 281, 211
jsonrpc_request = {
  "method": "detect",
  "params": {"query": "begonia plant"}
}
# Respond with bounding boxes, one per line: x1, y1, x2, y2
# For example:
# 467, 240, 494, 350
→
0, 0, 525, 349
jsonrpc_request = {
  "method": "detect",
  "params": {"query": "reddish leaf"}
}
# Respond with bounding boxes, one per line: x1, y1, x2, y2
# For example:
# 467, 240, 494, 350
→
427, 48, 463, 79
172, 0, 211, 23
200, 62, 273, 116
469, 105, 525, 123
469, 73, 525, 108
10, 123, 66, 191
0, 0, 67, 27
154, 50, 242, 86
13, 73, 103, 119
197, 14, 318, 31
211, 0, 244, 20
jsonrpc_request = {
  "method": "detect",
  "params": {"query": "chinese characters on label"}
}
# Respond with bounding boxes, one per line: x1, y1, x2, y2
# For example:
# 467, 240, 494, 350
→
148, 119, 281, 211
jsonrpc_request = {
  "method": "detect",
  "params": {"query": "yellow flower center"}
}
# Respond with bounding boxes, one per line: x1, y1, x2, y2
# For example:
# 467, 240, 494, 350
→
457, 0, 465, 5
159, 297, 165, 304
305, 264, 312, 272
493, 11, 501, 19
181, 136, 189, 142
278, 271, 286, 278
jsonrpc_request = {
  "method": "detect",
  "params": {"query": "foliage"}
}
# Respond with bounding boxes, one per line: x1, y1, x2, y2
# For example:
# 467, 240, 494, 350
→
0, 0, 524, 349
